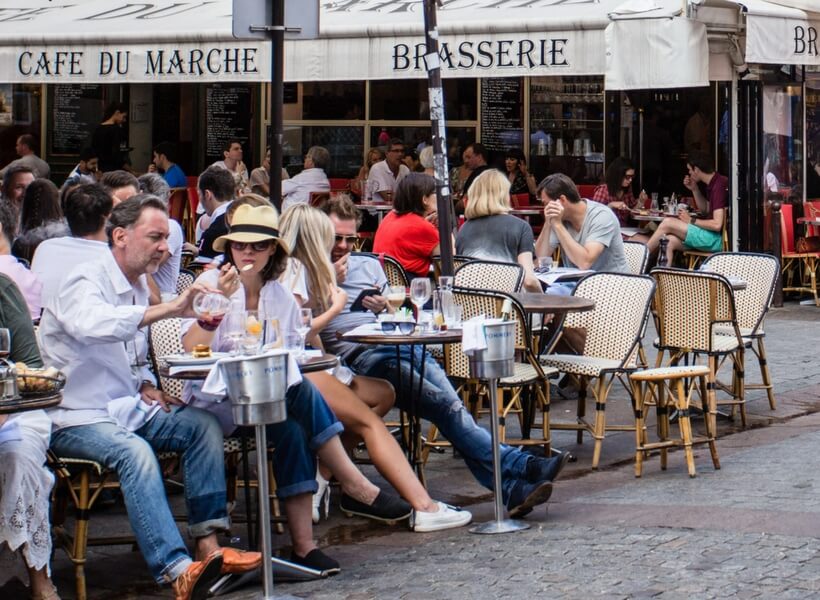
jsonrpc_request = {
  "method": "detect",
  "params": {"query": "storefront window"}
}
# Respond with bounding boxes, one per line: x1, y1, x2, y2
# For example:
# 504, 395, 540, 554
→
366, 126, 475, 167
301, 82, 365, 120
0, 84, 42, 169
762, 84, 803, 200
805, 77, 820, 199
283, 125, 364, 178
370, 79, 477, 121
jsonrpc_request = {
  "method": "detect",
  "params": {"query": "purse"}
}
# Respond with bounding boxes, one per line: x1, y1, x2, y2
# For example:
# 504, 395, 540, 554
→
796, 236, 820, 253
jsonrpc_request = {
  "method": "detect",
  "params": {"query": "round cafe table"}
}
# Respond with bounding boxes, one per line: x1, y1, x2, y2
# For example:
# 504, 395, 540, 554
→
0, 391, 62, 414
340, 327, 462, 485
158, 352, 338, 380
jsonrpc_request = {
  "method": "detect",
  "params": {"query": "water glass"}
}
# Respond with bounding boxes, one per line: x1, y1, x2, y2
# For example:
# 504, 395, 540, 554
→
263, 317, 281, 350
446, 305, 464, 329
222, 311, 245, 356
438, 276, 453, 291
284, 334, 303, 354
537, 256, 553, 272
0, 328, 9, 359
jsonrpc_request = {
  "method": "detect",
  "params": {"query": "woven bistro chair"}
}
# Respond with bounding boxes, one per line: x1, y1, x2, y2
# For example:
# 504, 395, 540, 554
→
701, 252, 779, 411
540, 272, 656, 469
683, 206, 730, 270
422, 288, 557, 459
623, 240, 649, 275
175, 268, 196, 296
351, 251, 410, 289
432, 254, 475, 279
651, 267, 746, 432
454, 259, 525, 293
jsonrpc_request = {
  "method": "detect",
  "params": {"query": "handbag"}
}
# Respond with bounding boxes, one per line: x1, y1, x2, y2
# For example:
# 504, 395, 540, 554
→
796, 236, 820, 253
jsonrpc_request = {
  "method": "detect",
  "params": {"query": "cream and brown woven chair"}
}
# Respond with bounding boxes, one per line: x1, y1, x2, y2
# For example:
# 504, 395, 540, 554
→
623, 241, 649, 275
454, 259, 525, 293
540, 272, 656, 469
651, 267, 746, 431
175, 268, 196, 296
351, 251, 410, 288
702, 252, 778, 411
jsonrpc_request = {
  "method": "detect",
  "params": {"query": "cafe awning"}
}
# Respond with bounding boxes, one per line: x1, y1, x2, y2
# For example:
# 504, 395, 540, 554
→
286, 0, 711, 89
0, 1, 270, 83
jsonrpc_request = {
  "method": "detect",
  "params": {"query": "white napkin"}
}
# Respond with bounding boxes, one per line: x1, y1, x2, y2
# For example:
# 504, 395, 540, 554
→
107, 393, 163, 432
0, 418, 22, 444
168, 365, 212, 376
461, 316, 489, 356
201, 349, 302, 398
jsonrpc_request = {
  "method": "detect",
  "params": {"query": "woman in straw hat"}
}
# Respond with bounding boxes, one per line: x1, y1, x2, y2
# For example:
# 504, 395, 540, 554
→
181, 204, 411, 573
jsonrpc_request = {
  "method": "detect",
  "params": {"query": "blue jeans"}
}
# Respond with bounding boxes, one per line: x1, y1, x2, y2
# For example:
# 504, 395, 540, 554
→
231, 378, 343, 499
50, 405, 229, 584
350, 345, 531, 504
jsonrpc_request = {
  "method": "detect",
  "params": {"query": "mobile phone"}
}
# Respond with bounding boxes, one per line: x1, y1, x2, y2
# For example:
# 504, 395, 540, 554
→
350, 288, 380, 312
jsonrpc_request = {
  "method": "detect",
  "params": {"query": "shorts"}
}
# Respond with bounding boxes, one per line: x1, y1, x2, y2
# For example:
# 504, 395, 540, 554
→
683, 225, 722, 252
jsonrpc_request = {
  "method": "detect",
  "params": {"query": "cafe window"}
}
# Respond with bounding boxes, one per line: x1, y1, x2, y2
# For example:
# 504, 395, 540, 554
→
805, 77, 820, 199
0, 84, 42, 168
283, 125, 364, 178
762, 84, 803, 200
301, 82, 365, 120
370, 79, 477, 121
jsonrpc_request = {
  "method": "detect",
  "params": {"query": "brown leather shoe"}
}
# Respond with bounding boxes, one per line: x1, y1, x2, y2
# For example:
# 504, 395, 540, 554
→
172, 551, 223, 600
220, 547, 263, 574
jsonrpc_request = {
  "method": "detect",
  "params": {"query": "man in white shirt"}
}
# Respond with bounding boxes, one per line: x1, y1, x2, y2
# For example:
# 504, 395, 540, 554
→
211, 139, 250, 194
366, 138, 409, 202
32, 183, 112, 308
41, 196, 261, 599
137, 173, 183, 295
0, 134, 50, 179
281, 145, 331, 212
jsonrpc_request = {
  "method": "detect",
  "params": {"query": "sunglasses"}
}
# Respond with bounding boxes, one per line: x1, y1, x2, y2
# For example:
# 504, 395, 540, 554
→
334, 234, 358, 245
230, 240, 274, 252
381, 321, 415, 334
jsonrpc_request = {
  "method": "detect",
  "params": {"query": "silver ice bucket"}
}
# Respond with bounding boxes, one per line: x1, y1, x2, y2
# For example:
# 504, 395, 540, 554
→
219, 352, 289, 426
468, 320, 515, 379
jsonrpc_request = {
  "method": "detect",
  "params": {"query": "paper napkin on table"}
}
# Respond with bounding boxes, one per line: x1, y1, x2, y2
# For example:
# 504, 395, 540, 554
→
201, 350, 302, 398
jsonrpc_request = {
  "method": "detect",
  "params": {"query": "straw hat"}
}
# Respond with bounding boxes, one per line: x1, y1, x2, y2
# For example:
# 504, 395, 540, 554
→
213, 204, 290, 254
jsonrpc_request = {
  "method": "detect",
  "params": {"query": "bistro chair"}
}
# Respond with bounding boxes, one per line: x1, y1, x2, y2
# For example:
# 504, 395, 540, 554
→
175, 268, 196, 296
454, 259, 524, 293
683, 207, 729, 270
651, 267, 746, 431
702, 252, 779, 411
328, 178, 351, 193
623, 240, 649, 275
776, 202, 820, 306
539, 272, 655, 469
167, 187, 187, 224
352, 251, 410, 289
432, 254, 475, 279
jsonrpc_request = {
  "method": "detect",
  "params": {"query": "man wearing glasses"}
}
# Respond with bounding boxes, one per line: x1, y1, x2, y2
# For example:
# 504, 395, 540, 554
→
365, 138, 409, 203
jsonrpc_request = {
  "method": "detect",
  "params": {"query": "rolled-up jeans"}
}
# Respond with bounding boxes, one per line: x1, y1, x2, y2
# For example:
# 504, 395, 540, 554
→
350, 344, 531, 504
50, 405, 229, 584
231, 378, 343, 499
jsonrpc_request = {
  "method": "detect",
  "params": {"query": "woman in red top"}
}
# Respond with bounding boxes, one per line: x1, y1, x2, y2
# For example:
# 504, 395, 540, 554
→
591, 156, 637, 227
373, 173, 440, 279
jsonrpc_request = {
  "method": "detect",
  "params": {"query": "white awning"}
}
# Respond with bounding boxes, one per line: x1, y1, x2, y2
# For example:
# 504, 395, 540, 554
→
285, 0, 699, 85
0, 1, 270, 83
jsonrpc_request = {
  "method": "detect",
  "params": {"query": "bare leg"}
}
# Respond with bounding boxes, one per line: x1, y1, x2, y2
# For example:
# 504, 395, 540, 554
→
646, 217, 689, 253
665, 235, 684, 265
308, 372, 437, 512
28, 565, 57, 599
282, 494, 318, 558
315, 435, 380, 505
194, 533, 220, 561
349, 375, 395, 418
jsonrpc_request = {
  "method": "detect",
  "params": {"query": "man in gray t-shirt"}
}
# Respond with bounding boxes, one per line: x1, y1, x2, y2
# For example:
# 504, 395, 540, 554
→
534, 173, 628, 274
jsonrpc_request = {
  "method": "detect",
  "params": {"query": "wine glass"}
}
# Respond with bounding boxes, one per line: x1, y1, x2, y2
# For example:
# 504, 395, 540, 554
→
295, 308, 312, 358
410, 278, 432, 324
0, 328, 10, 360
222, 311, 245, 356
193, 292, 231, 329
386, 285, 406, 311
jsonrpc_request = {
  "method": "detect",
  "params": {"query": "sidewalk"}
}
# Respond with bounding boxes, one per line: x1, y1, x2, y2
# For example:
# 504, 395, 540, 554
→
16, 302, 820, 599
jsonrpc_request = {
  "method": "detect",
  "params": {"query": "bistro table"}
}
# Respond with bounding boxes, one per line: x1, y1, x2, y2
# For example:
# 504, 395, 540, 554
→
0, 391, 62, 414
339, 326, 462, 485
356, 202, 394, 225
158, 352, 339, 380
630, 210, 676, 223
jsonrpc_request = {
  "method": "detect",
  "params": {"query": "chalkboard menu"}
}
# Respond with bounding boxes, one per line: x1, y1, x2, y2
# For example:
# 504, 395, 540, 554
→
480, 78, 523, 154
50, 84, 103, 155
205, 85, 253, 165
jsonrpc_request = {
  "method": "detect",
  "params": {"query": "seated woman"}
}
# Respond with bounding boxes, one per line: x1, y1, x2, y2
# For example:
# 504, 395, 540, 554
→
504, 148, 537, 199
0, 275, 59, 599
12, 179, 69, 264
372, 173, 440, 280
181, 205, 411, 573
279, 204, 472, 531
591, 156, 638, 228
455, 169, 541, 292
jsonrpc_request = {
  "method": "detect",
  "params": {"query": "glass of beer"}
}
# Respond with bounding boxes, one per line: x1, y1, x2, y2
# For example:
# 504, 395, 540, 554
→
387, 285, 406, 311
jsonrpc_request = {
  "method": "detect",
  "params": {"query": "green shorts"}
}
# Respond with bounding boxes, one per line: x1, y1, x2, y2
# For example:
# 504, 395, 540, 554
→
683, 225, 722, 252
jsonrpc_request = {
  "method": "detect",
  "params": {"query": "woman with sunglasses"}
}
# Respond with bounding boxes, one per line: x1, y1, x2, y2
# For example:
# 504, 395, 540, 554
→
279, 204, 472, 532
591, 156, 638, 227
181, 204, 413, 573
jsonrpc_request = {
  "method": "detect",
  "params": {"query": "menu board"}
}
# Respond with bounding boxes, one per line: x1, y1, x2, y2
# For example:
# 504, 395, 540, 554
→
50, 84, 104, 155
205, 85, 253, 165
480, 78, 523, 154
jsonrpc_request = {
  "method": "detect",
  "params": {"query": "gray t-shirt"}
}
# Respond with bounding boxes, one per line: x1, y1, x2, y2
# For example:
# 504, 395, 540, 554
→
455, 214, 534, 263
550, 200, 628, 273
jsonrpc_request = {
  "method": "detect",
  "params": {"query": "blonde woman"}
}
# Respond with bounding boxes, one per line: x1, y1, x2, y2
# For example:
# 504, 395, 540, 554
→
279, 204, 472, 532
455, 168, 541, 292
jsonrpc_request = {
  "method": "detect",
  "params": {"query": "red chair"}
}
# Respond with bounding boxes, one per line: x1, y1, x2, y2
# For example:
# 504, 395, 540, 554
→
577, 184, 597, 199
778, 202, 820, 306
803, 200, 820, 237
510, 193, 530, 208
167, 188, 187, 224
329, 178, 350, 193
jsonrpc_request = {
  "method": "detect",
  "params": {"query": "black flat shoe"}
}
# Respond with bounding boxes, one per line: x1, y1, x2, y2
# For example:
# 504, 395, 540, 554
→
340, 491, 412, 524
290, 549, 341, 576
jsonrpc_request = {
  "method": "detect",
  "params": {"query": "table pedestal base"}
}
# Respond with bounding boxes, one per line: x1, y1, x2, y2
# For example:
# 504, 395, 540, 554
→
470, 519, 530, 535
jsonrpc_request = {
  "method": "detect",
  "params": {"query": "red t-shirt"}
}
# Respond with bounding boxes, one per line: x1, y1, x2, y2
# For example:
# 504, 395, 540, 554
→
373, 211, 439, 277
705, 172, 728, 219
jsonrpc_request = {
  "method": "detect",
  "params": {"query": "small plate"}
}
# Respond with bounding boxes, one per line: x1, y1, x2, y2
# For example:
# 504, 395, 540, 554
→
161, 352, 229, 366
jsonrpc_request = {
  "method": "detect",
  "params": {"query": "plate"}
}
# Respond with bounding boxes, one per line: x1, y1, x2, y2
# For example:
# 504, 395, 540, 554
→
161, 352, 229, 366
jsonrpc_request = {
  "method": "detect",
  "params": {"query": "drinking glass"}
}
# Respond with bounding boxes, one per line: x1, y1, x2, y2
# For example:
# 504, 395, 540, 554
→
410, 278, 432, 324
222, 311, 245, 356
263, 318, 281, 350
537, 256, 553, 272
438, 276, 453, 291
295, 308, 312, 357
193, 292, 231, 329
242, 310, 263, 354
386, 285, 406, 311
0, 328, 9, 359
284, 334, 302, 354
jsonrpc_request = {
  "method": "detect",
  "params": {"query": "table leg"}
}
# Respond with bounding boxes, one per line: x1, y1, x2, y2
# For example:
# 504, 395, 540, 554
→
254, 425, 276, 599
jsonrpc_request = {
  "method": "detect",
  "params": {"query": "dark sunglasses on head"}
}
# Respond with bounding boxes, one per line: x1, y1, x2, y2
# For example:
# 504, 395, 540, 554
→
381, 321, 415, 334
334, 234, 358, 245
230, 240, 274, 252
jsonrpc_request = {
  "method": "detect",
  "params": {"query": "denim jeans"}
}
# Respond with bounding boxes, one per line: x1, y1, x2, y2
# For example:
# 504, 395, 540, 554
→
350, 345, 531, 504
50, 405, 229, 584
231, 378, 343, 499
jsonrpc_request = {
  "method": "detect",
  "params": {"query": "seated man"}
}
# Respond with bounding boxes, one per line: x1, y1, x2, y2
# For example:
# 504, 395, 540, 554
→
196, 166, 234, 259
281, 146, 330, 212
0, 202, 41, 319
637, 151, 727, 265
320, 195, 567, 519
40, 196, 260, 600
63, 147, 101, 187
101, 170, 140, 205
534, 173, 629, 282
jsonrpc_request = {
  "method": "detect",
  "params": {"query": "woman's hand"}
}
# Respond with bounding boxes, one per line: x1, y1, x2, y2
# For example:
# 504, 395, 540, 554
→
217, 263, 241, 297
330, 286, 348, 311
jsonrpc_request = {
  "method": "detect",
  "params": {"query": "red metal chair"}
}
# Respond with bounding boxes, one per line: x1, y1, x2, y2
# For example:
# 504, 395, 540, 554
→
167, 188, 187, 224
510, 193, 530, 208
577, 184, 597, 199
329, 178, 350, 193
778, 202, 820, 306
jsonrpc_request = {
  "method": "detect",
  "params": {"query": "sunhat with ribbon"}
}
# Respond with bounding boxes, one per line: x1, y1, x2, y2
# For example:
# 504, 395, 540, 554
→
213, 204, 290, 254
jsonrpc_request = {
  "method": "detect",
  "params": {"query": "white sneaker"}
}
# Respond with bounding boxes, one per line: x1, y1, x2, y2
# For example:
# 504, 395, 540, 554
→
411, 501, 472, 532
312, 472, 330, 524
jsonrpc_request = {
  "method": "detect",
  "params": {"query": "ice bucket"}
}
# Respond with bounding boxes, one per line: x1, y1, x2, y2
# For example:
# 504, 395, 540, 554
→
469, 320, 515, 379
219, 352, 289, 426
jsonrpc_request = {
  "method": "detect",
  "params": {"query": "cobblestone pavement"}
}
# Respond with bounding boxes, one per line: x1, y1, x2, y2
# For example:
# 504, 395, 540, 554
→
6, 303, 820, 599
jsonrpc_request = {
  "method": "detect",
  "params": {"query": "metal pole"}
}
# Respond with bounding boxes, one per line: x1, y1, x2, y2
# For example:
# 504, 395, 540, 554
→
422, 0, 455, 277
269, 0, 284, 212
254, 425, 275, 599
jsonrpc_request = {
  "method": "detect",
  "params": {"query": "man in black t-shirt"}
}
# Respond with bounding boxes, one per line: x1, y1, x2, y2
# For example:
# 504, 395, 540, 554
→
197, 166, 235, 258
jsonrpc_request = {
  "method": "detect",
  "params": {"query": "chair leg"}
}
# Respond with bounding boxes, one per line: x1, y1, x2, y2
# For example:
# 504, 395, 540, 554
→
735, 348, 746, 427
699, 374, 720, 470
706, 357, 719, 447
756, 337, 776, 410
576, 376, 587, 445
541, 382, 552, 455
631, 379, 645, 478
74, 469, 90, 600
657, 380, 669, 471
675, 378, 696, 478
591, 378, 608, 470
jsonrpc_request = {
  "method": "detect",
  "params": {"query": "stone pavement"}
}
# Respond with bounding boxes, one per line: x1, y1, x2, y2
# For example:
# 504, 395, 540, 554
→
6, 302, 820, 599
